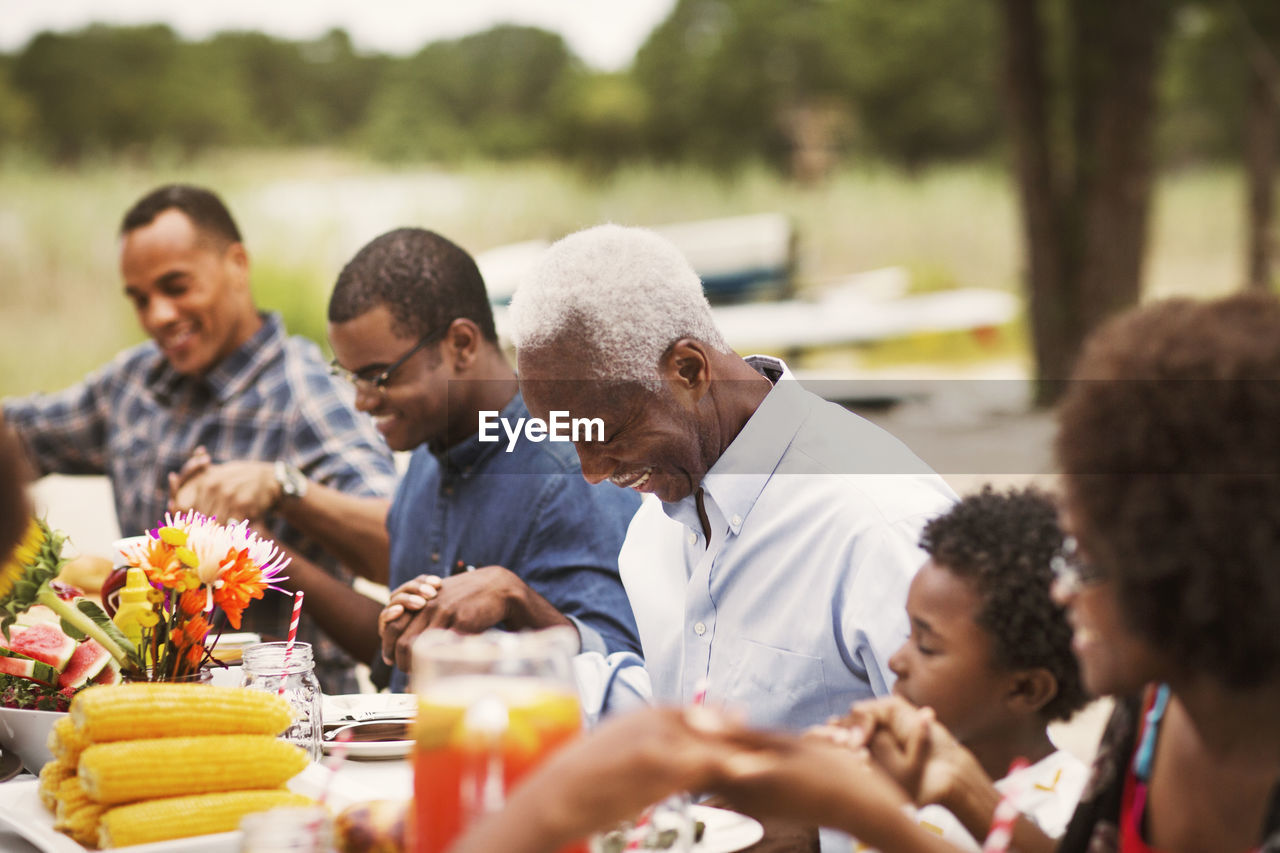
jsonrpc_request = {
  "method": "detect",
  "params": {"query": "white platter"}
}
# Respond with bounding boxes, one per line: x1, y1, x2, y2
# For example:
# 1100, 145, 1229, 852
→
0, 764, 345, 853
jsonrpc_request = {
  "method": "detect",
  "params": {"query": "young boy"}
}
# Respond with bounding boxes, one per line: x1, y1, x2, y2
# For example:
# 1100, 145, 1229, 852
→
851, 485, 1091, 850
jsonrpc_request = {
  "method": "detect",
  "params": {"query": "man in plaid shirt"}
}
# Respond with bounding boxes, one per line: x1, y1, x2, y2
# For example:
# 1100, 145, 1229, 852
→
2, 184, 398, 693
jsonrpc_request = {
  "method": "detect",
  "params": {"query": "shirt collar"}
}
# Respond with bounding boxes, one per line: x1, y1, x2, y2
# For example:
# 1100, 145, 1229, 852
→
147, 312, 285, 405
203, 313, 286, 403
663, 355, 811, 534
440, 390, 524, 475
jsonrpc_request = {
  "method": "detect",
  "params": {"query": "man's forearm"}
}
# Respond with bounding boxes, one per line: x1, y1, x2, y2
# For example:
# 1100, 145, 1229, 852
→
279, 487, 391, 584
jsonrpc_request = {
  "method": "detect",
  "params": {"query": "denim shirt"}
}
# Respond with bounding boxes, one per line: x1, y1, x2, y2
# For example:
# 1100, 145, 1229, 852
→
386, 393, 642, 692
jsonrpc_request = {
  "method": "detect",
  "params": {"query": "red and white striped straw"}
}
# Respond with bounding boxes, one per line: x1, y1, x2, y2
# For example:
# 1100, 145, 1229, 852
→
981, 757, 1028, 853
279, 590, 304, 696
285, 590, 304, 650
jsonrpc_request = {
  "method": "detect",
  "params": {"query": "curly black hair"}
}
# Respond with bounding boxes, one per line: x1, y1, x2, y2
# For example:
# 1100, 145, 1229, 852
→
1055, 293, 1280, 690
120, 184, 242, 247
328, 227, 497, 346
920, 485, 1088, 722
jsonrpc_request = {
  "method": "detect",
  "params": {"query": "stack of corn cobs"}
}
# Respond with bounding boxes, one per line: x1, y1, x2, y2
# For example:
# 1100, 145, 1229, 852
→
37, 683, 315, 847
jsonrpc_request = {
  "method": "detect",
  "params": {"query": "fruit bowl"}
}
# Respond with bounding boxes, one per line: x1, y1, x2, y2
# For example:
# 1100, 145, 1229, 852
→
0, 705, 63, 773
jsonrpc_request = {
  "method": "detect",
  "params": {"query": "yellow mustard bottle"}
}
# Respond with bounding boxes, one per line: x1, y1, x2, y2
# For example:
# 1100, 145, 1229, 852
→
112, 567, 158, 645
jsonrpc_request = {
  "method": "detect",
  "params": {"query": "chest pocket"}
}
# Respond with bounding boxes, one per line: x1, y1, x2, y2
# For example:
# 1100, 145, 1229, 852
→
722, 639, 828, 730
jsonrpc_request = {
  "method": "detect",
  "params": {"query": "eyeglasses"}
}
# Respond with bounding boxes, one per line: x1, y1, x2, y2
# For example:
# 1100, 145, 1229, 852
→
1050, 535, 1109, 594
329, 325, 448, 395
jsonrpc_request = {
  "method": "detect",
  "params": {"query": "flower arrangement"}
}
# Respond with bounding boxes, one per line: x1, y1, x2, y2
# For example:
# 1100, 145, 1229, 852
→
0, 512, 290, 704
115, 510, 291, 681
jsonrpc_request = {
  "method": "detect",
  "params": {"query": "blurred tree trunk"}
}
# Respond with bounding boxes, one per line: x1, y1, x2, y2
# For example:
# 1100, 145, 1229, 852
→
1242, 4, 1280, 292
999, 0, 1170, 405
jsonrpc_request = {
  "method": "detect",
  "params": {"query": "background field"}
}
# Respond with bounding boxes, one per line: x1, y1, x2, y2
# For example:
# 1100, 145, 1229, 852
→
0, 153, 1250, 397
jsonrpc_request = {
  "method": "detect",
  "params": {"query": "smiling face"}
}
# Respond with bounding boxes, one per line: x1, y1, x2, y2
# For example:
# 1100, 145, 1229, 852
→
888, 560, 1021, 744
1051, 523, 1168, 697
518, 345, 713, 503
120, 208, 259, 376
328, 304, 457, 453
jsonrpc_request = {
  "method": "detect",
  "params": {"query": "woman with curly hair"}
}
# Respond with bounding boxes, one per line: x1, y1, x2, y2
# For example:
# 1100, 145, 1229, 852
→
1048, 292, 1280, 852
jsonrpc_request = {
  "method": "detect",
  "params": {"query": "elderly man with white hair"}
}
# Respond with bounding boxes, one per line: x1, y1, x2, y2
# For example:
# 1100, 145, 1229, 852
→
509, 224, 956, 736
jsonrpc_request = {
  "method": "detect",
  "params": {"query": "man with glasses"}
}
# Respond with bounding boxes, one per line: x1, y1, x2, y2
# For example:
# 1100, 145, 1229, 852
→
2, 184, 398, 693
326, 227, 641, 691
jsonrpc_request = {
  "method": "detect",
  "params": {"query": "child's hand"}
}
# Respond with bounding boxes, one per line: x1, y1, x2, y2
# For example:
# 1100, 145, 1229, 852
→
828, 696, 990, 810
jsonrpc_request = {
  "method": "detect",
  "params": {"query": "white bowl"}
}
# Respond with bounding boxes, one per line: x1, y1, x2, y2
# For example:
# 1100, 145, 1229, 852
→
0, 706, 64, 773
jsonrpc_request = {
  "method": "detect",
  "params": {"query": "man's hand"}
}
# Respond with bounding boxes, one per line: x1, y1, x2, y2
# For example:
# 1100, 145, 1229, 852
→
378, 574, 443, 665
379, 566, 568, 671
170, 455, 281, 523
167, 445, 212, 511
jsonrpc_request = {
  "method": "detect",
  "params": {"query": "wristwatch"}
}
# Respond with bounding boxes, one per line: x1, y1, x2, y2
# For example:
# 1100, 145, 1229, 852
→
274, 460, 308, 504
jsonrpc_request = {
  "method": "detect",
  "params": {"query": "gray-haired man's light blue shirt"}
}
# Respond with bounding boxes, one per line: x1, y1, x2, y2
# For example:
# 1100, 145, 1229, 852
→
577, 356, 956, 729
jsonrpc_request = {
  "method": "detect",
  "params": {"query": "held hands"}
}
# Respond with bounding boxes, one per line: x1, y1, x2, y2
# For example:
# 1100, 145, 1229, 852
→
378, 567, 539, 670
167, 446, 281, 523
818, 695, 989, 811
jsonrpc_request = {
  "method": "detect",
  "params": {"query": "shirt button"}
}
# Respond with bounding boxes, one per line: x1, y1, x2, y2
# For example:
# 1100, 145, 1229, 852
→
687, 531, 697, 546
731, 514, 742, 527
443, 486, 454, 496
694, 622, 706, 636
431, 552, 440, 562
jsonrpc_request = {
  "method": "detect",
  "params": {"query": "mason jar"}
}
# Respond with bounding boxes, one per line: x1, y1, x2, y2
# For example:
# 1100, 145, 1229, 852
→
241, 642, 323, 762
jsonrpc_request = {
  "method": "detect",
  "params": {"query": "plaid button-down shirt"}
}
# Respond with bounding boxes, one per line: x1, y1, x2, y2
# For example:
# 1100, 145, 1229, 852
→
4, 313, 398, 693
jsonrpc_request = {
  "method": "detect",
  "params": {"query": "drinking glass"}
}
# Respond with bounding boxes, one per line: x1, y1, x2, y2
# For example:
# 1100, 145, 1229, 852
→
410, 627, 583, 853
241, 641, 323, 762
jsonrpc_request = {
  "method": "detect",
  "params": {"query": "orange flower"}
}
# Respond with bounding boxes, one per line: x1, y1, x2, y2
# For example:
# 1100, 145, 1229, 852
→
178, 588, 206, 617
138, 539, 197, 591
213, 550, 268, 630
170, 613, 211, 654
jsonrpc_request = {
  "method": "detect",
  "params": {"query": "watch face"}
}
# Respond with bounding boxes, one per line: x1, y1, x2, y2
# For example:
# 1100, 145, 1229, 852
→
278, 462, 307, 498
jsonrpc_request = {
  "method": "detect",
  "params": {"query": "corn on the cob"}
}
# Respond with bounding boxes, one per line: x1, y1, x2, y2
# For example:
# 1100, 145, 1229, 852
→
48, 714, 92, 763
71, 683, 293, 741
54, 776, 107, 847
79, 734, 308, 805
98, 789, 317, 848
37, 758, 75, 811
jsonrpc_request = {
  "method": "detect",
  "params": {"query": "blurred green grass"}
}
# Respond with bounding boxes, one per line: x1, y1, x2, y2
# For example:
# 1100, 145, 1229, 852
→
0, 151, 1248, 396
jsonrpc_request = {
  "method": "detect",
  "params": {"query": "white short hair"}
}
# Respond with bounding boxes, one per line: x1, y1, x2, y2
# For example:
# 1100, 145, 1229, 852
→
508, 224, 730, 385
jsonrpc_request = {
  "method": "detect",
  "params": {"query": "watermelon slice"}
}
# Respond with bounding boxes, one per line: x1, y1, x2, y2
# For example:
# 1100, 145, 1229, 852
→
58, 639, 113, 689
91, 660, 122, 686
8, 623, 78, 671
0, 646, 59, 685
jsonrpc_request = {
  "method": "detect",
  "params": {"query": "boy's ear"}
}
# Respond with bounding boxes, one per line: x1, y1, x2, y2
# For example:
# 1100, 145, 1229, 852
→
1005, 667, 1058, 716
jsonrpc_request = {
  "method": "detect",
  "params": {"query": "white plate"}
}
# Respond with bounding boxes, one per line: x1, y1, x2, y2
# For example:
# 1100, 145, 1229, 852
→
0, 764, 342, 853
322, 719, 414, 761
691, 805, 764, 853
322, 692, 417, 724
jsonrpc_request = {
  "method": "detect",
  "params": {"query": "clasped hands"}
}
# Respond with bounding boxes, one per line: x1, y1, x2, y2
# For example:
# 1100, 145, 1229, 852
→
378, 568, 536, 671
166, 445, 280, 525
